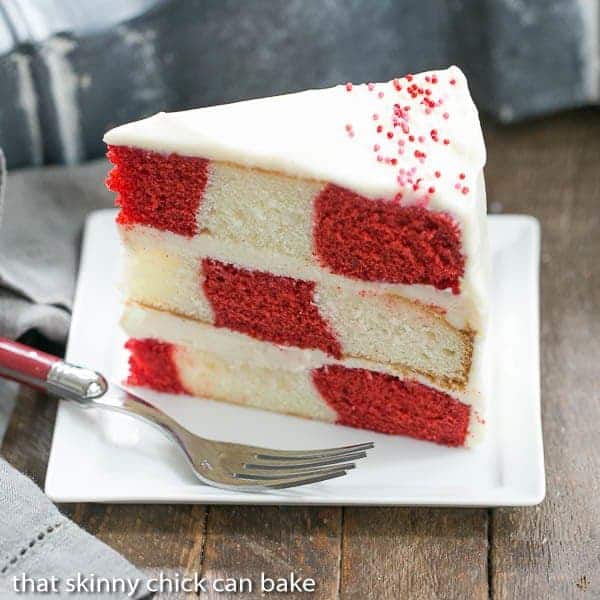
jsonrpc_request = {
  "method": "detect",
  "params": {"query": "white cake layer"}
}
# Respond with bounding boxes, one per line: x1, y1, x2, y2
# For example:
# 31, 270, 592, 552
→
122, 302, 485, 446
121, 225, 474, 386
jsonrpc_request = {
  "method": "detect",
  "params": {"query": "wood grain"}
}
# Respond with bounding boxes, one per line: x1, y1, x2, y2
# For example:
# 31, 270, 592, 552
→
1, 385, 57, 486
201, 506, 342, 599
340, 508, 488, 600
63, 503, 207, 600
484, 110, 600, 598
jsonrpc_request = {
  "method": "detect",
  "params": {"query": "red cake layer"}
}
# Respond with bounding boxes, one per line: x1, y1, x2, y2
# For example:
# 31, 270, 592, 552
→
125, 338, 186, 393
202, 259, 342, 357
314, 184, 465, 293
106, 145, 208, 237
312, 365, 470, 446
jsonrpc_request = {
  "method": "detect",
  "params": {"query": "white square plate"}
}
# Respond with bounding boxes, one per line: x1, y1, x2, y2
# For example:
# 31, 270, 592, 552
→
45, 210, 544, 505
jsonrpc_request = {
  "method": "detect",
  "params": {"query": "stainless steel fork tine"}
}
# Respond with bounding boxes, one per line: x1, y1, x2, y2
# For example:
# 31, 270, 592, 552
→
234, 468, 349, 489
241, 462, 357, 478
235, 464, 354, 481
244, 451, 367, 470
263, 469, 350, 490
254, 441, 374, 461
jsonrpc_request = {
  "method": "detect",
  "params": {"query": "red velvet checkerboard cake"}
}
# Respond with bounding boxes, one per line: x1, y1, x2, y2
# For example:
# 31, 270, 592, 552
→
104, 66, 489, 447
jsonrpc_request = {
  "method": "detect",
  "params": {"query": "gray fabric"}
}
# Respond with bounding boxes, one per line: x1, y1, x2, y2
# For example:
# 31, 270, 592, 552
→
0, 460, 148, 599
0, 150, 148, 598
0, 156, 111, 341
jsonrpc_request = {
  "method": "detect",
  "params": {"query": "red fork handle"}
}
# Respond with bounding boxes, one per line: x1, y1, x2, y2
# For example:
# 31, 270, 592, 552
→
0, 336, 108, 401
0, 336, 59, 390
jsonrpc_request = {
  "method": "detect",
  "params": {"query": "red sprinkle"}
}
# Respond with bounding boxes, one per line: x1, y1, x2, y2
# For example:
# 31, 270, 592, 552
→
459, 173, 466, 180
435, 170, 441, 178
345, 82, 353, 91
462, 186, 470, 195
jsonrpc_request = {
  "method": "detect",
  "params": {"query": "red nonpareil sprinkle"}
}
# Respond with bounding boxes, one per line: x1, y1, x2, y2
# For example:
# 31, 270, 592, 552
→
459, 173, 466, 180
390, 158, 398, 165
425, 75, 431, 83
372, 113, 379, 120
378, 91, 384, 99
418, 135, 425, 143
432, 75, 438, 84
428, 186, 435, 194
450, 78, 456, 85
408, 135, 415, 142
373, 144, 380, 151
345, 82, 353, 91
345, 123, 352, 131
462, 186, 470, 195
430, 129, 439, 141
425, 88, 432, 96
393, 78, 402, 91
435, 171, 441, 178
367, 82, 375, 91
443, 112, 449, 120
443, 138, 450, 145
387, 131, 394, 139
376, 125, 383, 133
377, 155, 383, 162
406, 74, 413, 81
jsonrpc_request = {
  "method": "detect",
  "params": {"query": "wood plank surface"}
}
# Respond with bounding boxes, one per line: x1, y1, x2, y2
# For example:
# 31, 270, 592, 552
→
2, 110, 599, 599
201, 506, 342, 599
484, 110, 600, 599
340, 508, 489, 599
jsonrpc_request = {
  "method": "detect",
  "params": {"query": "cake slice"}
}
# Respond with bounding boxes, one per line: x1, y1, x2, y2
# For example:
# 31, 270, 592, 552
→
104, 65, 489, 447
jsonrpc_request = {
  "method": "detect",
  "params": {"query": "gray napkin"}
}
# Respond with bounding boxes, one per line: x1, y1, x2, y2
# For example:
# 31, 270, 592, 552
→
0, 149, 148, 598
0, 461, 148, 599
0, 153, 112, 342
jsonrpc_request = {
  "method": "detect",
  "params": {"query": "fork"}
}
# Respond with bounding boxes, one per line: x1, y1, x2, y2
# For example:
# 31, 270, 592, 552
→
0, 337, 373, 491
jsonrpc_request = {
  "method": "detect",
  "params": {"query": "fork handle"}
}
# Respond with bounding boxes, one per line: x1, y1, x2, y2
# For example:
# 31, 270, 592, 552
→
0, 336, 108, 402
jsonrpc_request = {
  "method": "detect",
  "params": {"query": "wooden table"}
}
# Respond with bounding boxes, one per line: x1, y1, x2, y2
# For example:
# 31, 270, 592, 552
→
2, 110, 599, 599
